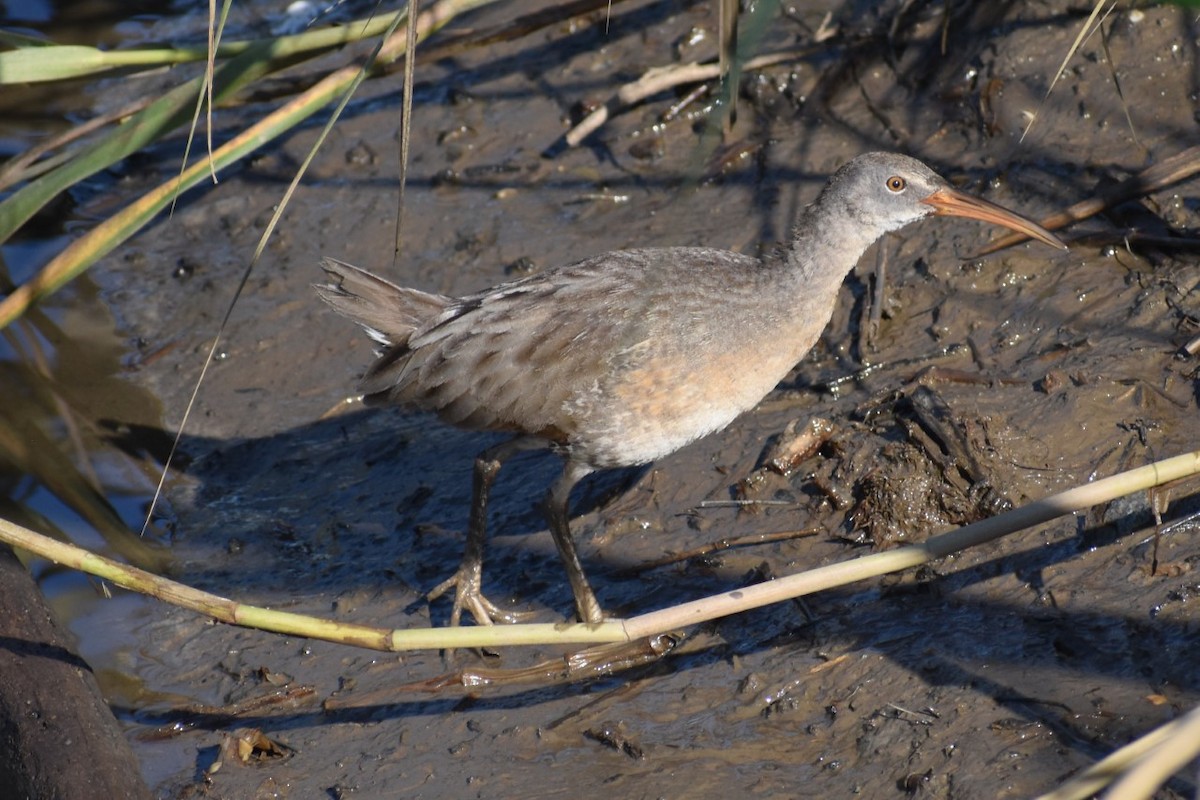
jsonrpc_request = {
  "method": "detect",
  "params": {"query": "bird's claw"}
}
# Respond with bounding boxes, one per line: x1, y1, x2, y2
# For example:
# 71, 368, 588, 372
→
427, 570, 534, 626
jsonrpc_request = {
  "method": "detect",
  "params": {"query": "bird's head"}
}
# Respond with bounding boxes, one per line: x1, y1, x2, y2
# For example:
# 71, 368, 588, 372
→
828, 152, 1066, 250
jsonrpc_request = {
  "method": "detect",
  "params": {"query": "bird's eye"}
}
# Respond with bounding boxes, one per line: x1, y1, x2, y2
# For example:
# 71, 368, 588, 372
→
886, 176, 907, 193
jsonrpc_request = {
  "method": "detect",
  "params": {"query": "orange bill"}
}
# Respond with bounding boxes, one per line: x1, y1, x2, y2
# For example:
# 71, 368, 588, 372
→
921, 187, 1067, 250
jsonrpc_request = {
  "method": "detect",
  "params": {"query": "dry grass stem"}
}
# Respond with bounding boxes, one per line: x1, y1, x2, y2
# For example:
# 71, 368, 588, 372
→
1019, 0, 1116, 143
1035, 703, 1200, 800
563, 48, 811, 147
2, 449, 1197, 653
978, 144, 1200, 254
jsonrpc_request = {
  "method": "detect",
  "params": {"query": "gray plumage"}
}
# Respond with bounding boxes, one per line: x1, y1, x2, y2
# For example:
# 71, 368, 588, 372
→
315, 152, 1063, 625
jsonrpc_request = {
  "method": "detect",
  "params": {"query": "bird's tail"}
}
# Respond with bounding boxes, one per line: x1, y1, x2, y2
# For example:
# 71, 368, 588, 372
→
314, 257, 450, 347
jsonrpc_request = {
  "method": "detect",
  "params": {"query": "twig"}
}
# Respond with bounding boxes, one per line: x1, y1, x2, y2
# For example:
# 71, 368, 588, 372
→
0, 96, 155, 192
695, 499, 796, 508
1035, 703, 1200, 800
415, 0, 638, 62
620, 449, 1200, 638
561, 48, 810, 148
327, 634, 681, 705
614, 528, 819, 575
1098, 704, 1200, 800
1, 450, 1198, 652
139, 685, 317, 739
977, 145, 1200, 254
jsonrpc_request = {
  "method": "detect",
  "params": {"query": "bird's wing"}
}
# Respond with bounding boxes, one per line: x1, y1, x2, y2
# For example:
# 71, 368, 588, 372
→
358, 249, 749, 439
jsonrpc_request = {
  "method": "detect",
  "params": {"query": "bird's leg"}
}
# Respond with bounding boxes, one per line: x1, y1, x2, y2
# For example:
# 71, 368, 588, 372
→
427, 437, 540, 626
542, 461, 605, 625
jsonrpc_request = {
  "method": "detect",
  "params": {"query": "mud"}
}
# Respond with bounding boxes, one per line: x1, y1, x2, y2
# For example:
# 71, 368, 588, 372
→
5, 0, 1200, 797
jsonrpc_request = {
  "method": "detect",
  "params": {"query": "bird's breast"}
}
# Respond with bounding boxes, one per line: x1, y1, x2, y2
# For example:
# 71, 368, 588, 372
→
566, 328, 814, 468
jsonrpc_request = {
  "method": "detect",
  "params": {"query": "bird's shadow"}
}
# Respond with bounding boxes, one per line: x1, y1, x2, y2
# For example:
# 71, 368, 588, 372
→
107, 499, 1200, 797
103, 407, 665, 623
99, 402, 1200, 788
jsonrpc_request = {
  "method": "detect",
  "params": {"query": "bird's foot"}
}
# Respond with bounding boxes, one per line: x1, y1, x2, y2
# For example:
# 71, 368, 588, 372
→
574, 592, 605, 626
426, 570, 534, 626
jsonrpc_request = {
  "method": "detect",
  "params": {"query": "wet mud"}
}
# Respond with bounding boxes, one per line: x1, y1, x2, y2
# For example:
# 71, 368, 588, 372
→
5, 0, 1200, 797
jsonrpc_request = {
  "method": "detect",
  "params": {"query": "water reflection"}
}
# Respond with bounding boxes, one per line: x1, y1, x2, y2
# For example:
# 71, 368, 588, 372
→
0, 238, 170, 673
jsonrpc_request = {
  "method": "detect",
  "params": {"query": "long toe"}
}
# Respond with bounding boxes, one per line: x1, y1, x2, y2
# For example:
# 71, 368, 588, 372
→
470, 593, 536, 625
427, 569, 533, 626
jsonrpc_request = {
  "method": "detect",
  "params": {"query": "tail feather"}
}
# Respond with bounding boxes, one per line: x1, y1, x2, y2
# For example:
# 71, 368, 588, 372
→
314, 257, 450, 346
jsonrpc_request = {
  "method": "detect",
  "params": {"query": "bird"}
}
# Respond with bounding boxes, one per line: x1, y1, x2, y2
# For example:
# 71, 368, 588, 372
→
315, 152, 1065, 627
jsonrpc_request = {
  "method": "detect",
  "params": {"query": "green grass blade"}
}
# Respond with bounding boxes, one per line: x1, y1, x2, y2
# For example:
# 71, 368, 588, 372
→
0, 11, 406, 85
0, 0, 497, 330
0, 39, 280, 248
0, 44, 204, 82
0, 11, 413, 244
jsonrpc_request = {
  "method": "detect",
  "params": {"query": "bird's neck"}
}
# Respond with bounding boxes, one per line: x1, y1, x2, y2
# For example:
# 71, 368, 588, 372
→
737, 189, 890, 366
782, 188, 882, 296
